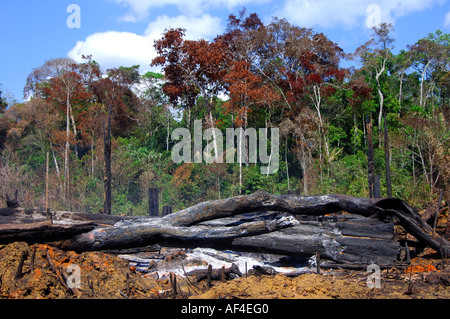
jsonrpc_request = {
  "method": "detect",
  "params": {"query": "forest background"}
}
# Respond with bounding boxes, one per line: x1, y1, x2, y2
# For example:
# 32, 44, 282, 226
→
0, 10, 448, 215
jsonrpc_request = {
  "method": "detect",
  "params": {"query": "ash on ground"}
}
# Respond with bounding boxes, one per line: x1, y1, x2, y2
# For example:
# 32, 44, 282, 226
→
119, 247, 311, 279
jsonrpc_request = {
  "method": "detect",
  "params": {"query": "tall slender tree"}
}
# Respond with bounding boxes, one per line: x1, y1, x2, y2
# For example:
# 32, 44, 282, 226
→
91, 66, 140, 214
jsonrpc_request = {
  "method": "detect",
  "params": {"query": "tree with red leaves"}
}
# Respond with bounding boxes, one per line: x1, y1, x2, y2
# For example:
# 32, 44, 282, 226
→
232, 17, 346, 193
152, 28, 230, 162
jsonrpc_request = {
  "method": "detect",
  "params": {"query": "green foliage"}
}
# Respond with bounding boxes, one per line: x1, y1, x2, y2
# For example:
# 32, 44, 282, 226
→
0, 90, 7, 114
328, 125, 347, 147
143, 71, 164, 80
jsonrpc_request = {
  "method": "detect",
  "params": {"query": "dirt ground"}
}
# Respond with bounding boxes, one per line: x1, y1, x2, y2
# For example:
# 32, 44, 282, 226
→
0, 242, 163, 299
192, 266, 450, 299
0, 241, 448, 299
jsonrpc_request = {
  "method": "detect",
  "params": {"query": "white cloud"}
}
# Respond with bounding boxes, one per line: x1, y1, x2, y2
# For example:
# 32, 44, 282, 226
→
68, 31, 153, 72
276, 0, 441, 29
68, 14, 223, 73
445, 11, 450, 27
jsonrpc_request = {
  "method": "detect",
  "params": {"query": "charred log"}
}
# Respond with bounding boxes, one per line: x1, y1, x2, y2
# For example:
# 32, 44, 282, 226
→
0, 221, 96, 245
56, 214, 298, 252
230, 215, 400, 267
1, 190, 448, 268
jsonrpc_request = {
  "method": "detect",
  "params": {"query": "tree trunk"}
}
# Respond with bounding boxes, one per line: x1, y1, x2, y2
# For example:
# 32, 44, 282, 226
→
376, 59, 386, 147
64, 89, 70, 201
148, 188, 159, 217
398, 69, 405, 109
69, 104, 79, 158
56, 212, 299, 254
0, 221, 96, 245
366, 114, 375, 198
420, 61, 431, 109
103, 105, 113, 215
2, 190, 20, 208
90, 136, 95, 177
45, 152, 49, 211
285, 136, 290, 191
384, 113, 392, 197
239, 127, 243, 194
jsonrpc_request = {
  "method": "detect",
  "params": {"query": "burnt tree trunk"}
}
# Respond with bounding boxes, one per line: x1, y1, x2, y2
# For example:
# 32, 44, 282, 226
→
103, 104, 113, 215
384, 112, 392, 198
2, 191, 449, 267
230, 215, 400, 267
148, 188, 159, 217
1, 190, 20, 209
366, 114, 375, 199
0, 221, 96, 244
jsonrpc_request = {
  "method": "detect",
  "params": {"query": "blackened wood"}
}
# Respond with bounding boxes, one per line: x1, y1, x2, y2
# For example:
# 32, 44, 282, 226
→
186, 263, 242, 282
15, 250, 28, 279
56, 213, 298, 253
170, 272, 177, 296
126, 273, 131, 297
316, 252, 321, 274
30, 245, 36, 272
45, 152, 49, 211
0, 222, 96, 245
103, 105, 113, 215
163, 206, 173, 216
46, 208, 53, 225
206, 265, 212, 288
384, 113, 392, 198
251, 265, 276, 276
2, 191, 449, 266
405, 242, 411, 263
1, 190, 20, 208
148, 188, 159, 217
374, 175, 381, 199
231, 218, 400, 267
366, 114, 375, 199
29, 192, 450, 258
87, 275, 95, 297
221, 266, 225, 282
0, 209, 126, 226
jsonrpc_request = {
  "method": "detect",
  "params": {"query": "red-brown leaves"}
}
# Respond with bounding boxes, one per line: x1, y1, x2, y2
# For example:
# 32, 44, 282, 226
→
223, 60, 279, 127
152, 28, 230, 110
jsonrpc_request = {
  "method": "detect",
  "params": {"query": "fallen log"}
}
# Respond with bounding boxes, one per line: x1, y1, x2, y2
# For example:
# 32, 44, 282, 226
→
0, 221, 96, 245
56, 214, 298, 252
0, 208, 126, 226
161, 191, 450, 257
1, 191, 448, 268
230, 215, 400, 267
197, 212, 400, 267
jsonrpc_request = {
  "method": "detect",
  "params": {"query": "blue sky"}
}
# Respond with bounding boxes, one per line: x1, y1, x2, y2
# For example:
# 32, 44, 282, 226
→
1, 0, 449, 103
